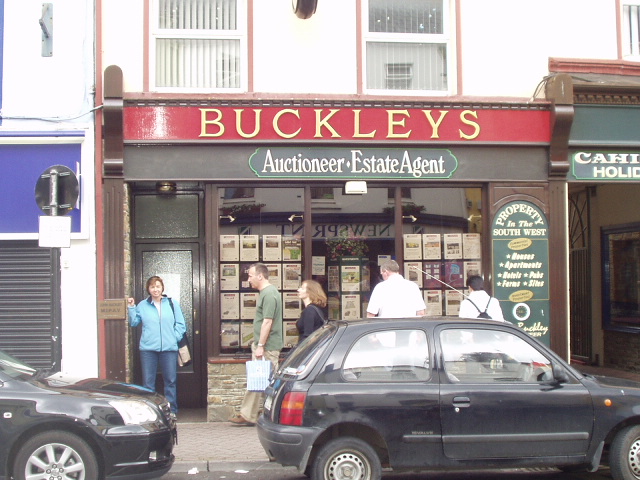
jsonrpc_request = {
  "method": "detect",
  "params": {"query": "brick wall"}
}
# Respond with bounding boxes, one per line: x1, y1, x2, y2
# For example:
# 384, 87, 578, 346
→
207, 361, 250, 421
603, 330, 640, 373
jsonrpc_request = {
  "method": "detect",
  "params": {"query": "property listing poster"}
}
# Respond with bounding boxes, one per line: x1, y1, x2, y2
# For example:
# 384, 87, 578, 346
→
341, 265, 361, 292
464, 260, 481, 280
283, 237, 302, 261
283, 292, 301, 319
220, 235, 239, 261
444, 260, 465, 288
240, 235, 259, 261
444, 233, 463, 259
328, 265, 340, 292
265, 263, 282, 289
422, 234, 442, 260
341, 294, 361, 320
424, 290, 443, 316
240, 322, 254, 347
220, 263, 239, 291
284, 321, 299, 348
404, 261, 423, 287
283, 263, 302, 290
423, 261, 443, 289
445, 290, 463, 316
403, 234, 423, 260
241, 292, 258, 319
221, 321, 240, 348
262, 235, 282, 261
463, 233, 482, 259
221, 292, 239, 319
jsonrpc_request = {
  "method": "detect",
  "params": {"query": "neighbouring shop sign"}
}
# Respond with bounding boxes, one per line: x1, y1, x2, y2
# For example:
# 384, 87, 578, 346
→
571, 151, 640, 181
124, 105, 551, 143
249, 147, 458, 179
492, 201, 550, 345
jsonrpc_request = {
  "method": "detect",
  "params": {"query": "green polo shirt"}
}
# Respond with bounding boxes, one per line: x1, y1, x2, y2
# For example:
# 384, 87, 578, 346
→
254, 284, 283, 351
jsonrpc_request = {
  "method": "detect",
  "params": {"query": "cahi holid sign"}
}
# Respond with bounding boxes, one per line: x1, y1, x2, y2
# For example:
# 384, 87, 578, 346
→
491, 201, 550, 345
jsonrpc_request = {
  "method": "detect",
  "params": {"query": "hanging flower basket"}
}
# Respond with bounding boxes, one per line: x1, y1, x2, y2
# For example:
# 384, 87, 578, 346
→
326, 236, 369, 261
220, 203, 266, 216
382, 203, 426, 216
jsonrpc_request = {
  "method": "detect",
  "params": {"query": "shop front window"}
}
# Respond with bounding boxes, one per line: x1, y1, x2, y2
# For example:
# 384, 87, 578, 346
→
602, 223, 640, 329
218, 185, 482, 354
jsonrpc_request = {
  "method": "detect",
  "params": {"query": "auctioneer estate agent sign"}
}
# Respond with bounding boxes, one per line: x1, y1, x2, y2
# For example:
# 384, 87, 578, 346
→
491, 201, 550, 345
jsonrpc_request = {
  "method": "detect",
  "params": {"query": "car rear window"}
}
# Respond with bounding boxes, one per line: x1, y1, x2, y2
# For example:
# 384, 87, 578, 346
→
342, 329, 430, 382
280, 323, 335, 377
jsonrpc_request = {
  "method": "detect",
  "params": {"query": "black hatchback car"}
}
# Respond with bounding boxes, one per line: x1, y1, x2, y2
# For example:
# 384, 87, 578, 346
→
0, 349, 176, 480
258, 317, 640, 480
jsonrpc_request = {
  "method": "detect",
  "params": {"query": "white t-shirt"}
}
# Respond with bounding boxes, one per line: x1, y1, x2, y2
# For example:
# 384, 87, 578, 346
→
458, 290, 505, 321
366, 274, 426, 318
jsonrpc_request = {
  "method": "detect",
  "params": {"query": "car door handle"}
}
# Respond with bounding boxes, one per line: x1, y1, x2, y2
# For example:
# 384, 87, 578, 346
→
452, 396, 470, 408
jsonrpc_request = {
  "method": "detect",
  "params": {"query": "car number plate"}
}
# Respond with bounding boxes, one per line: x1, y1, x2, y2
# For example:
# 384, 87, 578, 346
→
264, 394, 273, 412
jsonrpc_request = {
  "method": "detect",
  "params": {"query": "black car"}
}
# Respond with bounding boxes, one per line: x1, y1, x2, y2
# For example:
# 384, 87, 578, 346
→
0, 349, 175, 480
258, 317, 640, 480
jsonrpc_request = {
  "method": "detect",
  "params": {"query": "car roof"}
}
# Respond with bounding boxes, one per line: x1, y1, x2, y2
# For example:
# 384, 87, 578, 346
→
332, 316, 512, 329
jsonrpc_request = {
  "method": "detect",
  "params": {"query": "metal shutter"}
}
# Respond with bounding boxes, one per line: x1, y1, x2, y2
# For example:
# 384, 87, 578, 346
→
0, 241, 60, 369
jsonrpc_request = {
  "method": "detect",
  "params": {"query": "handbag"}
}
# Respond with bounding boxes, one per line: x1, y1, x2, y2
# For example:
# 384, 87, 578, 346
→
178, 332, 192, 367
245, 359, 272, 392
168, 298, 192, 367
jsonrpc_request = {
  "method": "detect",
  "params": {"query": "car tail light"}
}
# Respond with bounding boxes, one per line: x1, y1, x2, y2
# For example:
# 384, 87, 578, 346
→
279, 392, 306, 426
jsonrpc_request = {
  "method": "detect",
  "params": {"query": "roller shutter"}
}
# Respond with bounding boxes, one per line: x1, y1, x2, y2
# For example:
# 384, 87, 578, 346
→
0, 241, 60, 369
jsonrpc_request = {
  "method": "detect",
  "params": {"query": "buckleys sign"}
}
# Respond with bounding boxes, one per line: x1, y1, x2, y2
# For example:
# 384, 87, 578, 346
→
248, 147, 458, 179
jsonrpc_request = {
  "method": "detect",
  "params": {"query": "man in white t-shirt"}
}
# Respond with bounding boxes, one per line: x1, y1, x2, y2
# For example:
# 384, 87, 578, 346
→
458, 275, 505, 321
367, 260, 426, 318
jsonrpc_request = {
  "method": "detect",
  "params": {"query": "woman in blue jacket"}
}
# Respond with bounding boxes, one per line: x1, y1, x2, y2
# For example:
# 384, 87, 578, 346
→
127, 276, 186, 415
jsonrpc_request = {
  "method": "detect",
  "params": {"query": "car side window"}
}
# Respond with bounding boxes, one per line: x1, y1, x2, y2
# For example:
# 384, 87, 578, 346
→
440, 328, 553, 384
343, 329, 430, 382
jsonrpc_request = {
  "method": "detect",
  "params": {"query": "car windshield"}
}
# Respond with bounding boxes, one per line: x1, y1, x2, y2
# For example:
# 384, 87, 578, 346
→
0, 350, 37, 380
280, 323, 335, 376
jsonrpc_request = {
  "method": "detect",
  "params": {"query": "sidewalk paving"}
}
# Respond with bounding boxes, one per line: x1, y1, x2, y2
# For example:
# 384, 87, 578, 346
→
169, 364, 640, 474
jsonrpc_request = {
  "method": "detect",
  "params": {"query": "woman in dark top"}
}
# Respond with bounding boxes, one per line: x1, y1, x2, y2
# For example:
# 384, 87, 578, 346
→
296, 279, 327, 342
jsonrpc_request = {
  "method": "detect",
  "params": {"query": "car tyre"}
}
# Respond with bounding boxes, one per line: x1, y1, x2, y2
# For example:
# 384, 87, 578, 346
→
311, 436, 381, 480
611, 425, 640, 480
12, 430, 99, 480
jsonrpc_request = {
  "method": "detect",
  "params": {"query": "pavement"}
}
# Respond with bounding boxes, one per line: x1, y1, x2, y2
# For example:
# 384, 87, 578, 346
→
169, 364, 640, 474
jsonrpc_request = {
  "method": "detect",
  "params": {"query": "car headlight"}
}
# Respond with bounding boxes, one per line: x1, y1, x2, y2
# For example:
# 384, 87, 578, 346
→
108, 400, 158, 425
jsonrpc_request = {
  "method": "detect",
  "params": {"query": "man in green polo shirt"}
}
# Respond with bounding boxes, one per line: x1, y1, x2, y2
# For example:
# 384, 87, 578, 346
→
229, 262, 283, 426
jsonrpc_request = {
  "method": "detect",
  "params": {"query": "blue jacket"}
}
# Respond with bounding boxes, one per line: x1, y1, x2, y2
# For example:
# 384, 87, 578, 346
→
128, 296, 186, 352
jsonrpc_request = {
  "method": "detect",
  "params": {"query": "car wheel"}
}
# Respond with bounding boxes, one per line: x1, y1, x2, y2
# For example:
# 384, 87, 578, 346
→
311, 436, 381, 480
12, 430, 99, 480
611, 425, 640, 480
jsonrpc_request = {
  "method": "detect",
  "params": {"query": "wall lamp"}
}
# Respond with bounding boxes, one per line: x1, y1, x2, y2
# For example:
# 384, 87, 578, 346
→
288, 214, 304, 222
344, 181, 367, 195
219, 215, 236, 223
402, 215, 417, 223
156, 181, 177, 194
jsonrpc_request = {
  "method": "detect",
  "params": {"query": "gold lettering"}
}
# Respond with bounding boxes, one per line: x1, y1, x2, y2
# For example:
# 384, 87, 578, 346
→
459, 110, 480, 140
315, 109, 341, 138
353, 109, 376, 138
422, 110, 448, 139
200, 108, 224, 137
234, 109, 262, 138
273, 109, 302, 139
387, 110, 411, 138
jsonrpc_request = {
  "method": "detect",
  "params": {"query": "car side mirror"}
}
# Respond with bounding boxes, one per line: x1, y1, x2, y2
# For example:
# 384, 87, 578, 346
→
552, 364, 570, 384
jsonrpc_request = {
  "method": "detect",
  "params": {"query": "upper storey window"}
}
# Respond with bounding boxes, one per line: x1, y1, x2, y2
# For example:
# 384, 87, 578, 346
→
150, 0, 247, 92
364, 0, 452, 95
622, 2, 640, 58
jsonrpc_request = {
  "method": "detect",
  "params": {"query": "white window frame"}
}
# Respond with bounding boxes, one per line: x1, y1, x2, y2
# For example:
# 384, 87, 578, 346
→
362, 0, 455, 96
622, 1, 640, 60
149, 0, 248, 93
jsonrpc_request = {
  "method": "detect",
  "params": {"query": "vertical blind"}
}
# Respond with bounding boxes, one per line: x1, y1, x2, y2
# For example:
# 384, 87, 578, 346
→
155, 0, 240, 88
366, 0, 447, 92
624, 4, 640, 56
